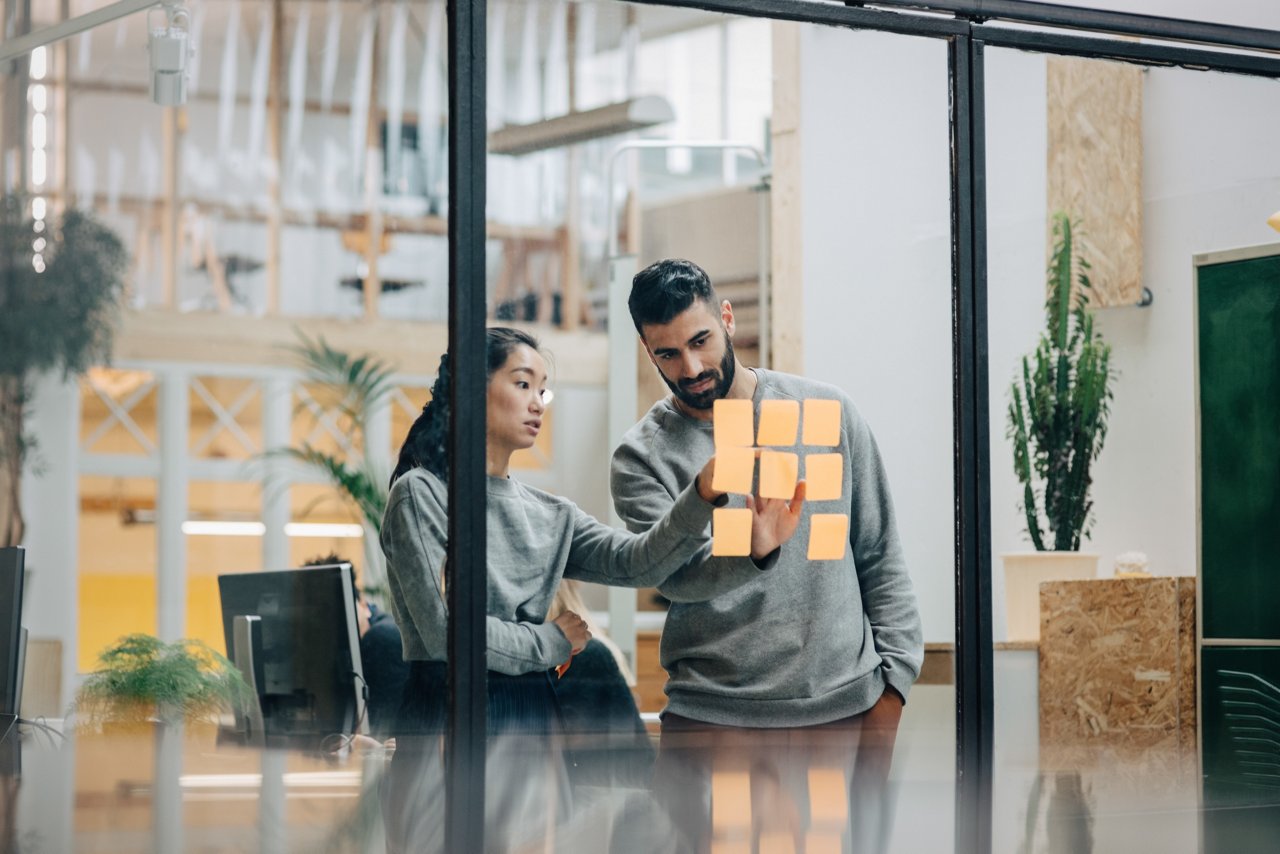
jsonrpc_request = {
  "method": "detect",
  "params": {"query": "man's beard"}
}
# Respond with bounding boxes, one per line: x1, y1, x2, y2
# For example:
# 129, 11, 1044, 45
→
665, 334, 737, 411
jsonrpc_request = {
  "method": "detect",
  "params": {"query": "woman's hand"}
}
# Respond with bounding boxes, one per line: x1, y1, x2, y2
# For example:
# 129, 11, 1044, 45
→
552, 610, 591, 654
747, 480, 806, 560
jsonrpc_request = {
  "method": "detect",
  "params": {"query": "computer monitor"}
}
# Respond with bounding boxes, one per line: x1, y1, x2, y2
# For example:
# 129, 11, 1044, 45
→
0, 547, 25, 720
217, 564, 366, 746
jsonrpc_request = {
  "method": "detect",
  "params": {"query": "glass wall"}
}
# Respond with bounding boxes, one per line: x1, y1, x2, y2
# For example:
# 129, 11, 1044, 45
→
985, 47, 1280, 853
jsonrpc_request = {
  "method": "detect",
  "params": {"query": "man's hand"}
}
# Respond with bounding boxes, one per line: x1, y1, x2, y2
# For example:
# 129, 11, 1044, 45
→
860, 685, 905, 744
746, 480, 806, 560
694, 455, 723, 503
552, 610, 591, 654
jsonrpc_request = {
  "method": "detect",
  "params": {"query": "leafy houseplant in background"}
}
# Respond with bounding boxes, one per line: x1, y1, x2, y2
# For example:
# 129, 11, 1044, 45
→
273, 331, 396, 599
74, 633, 252, 729
0, 196, 128, 547
1003, 213, 1116, 641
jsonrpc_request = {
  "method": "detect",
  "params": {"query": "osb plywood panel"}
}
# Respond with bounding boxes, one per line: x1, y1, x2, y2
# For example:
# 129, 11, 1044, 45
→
1176, 578, 1197, 780
770, 20, 804, 374
1039, 578, 1196, 792
1047, 56, 1144, 308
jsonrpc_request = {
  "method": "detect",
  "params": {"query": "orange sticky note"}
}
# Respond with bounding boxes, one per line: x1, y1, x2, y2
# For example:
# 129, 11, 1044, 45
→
756, 399, 800, 446
712, 446, 755, 495
808, 514, 849, 560
803, 399, 842, 446
712, 508, 752, 557
713, 399, 754, 448
758, 450, 799, 500
804, 453, 844, 501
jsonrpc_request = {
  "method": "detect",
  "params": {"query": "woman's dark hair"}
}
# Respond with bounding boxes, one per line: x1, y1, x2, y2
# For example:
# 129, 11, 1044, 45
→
628, 258, 718, 335
390, 327, 541, 486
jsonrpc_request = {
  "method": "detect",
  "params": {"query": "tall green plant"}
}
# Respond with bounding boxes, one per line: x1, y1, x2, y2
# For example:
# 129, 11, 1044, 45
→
278, 330, 396, 536
1007, 213, 1115, 551
0, 197, 128, 547
266, 332, 397, 595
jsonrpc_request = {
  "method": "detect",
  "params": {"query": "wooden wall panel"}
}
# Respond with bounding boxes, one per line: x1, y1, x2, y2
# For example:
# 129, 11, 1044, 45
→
1047, 56, 1144, 308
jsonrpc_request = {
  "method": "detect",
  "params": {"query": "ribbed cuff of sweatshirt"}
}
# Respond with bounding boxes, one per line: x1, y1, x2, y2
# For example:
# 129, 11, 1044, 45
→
531, 620, 573, 668
880, 662, 917, 706
666, 477, 718, 537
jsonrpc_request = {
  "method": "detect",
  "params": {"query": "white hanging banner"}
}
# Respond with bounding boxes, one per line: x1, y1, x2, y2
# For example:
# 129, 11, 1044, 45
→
540, 1, 568, 222
217, 0, 241, 155
516, 1, 539, 124
246, 8, 274, 178
76, 31, 91, 75
286, 4, 311, 171
417, 0, 444, 203
319, 0, 341, 113
576, 3, 596, 106
487, 1, 507, 131
75, 145, 95, 210
106, 148, 125, 214
384, 0, 408, 194
139, 133, 160, 201
187, 1, 206, 96
349, 8, 376, 195
544, 2, 568, 118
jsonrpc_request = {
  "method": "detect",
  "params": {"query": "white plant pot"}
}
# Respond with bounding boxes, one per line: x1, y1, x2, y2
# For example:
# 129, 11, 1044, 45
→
1001, 551, 1099, 642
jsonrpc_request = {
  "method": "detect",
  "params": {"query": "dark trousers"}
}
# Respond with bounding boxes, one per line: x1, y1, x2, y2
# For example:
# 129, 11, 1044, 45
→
651, 712, 898, 854
381, 661, 571, 854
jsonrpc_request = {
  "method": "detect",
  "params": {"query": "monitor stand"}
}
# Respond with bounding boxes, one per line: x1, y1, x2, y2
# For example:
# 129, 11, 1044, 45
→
0, 714, 18, 778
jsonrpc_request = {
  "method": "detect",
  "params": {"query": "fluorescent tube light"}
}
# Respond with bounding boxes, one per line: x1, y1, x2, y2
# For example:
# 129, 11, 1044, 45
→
284, 523, 364, 538
182, 520, 266, 537
488, 95, 675, 156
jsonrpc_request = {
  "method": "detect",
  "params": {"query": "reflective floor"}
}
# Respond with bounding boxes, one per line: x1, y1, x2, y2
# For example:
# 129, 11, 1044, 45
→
7, 665, 1280, 852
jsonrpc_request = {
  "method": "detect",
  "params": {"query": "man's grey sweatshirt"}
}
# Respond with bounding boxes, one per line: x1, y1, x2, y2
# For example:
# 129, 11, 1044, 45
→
610, 368, 923, 728
380, 468, 716, 675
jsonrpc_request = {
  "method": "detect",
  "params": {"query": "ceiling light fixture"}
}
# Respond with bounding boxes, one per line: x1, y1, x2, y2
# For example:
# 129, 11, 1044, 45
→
488, 95, 675, 157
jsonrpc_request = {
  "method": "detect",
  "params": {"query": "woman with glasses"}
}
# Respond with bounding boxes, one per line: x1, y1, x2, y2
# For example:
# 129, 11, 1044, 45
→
379, 327, 804, 852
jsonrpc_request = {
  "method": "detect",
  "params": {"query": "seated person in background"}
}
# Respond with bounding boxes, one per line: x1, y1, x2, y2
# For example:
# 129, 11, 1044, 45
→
303, 553, 409, 739
548, 579, 655, 787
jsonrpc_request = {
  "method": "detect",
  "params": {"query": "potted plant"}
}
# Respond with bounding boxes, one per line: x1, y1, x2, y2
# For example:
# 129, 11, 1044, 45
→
1004, 212, 1115, 642
1, 196, 128, 548
73, 633, 252, 731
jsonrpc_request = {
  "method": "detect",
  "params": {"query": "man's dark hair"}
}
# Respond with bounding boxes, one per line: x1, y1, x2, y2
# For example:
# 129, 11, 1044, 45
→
628, 258, 718, 335
302, 552, 359, 603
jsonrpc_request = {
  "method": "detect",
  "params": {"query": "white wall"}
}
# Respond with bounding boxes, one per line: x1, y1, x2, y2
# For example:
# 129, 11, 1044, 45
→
798, 18, 1280, 643
19, 372, 80, 716
799, 26, 956, 643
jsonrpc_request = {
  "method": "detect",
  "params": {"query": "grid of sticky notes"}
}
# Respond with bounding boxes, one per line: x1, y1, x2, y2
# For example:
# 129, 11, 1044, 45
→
710, 398, 849, 560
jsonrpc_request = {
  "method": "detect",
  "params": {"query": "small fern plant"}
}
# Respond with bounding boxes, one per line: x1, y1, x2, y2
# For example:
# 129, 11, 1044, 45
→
74, 634, 252, 727
1007, 213, 1115, 552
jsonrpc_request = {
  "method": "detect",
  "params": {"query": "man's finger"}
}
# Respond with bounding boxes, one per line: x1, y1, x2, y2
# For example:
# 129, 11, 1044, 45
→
789, 481, 807, 517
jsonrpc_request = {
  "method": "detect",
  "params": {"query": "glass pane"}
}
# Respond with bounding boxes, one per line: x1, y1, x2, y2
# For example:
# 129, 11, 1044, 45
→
378, 4, 956, 852
78, 475, 159, 671
186, 479, 263, 655
986, 47, 1280, 852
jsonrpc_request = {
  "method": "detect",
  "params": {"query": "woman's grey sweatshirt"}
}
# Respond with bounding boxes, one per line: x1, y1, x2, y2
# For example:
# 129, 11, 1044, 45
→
380, 468, 716, 675
610, 368, 924, 728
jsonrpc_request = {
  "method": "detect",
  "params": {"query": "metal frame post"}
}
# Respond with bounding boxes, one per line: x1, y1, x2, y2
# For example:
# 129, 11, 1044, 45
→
445, 1, 487, 851
950, 32, 994, 854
